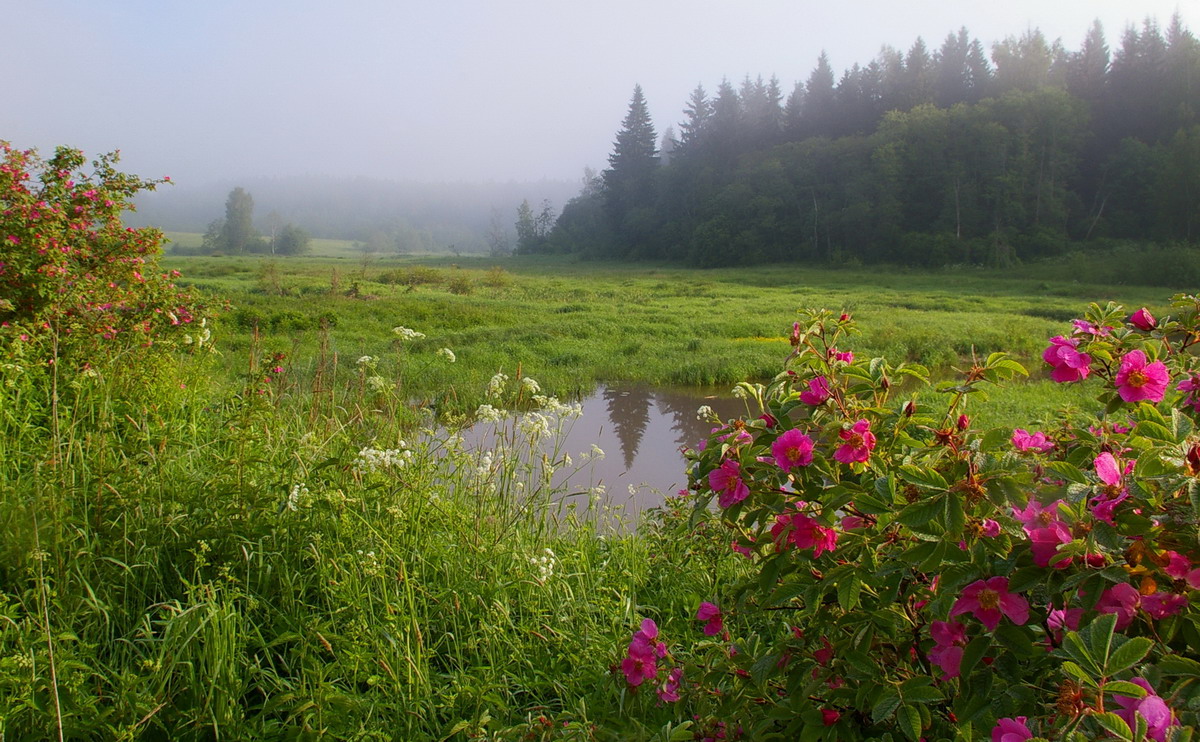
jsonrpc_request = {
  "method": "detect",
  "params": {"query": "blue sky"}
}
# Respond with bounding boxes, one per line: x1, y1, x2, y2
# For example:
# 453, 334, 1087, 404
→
5, 0, 1196, 186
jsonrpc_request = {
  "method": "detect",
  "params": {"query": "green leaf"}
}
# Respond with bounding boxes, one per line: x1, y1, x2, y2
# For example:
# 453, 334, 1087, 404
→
944, 494, 965, 537
749, 652, 778, 686
1104, 637, 1154, 675
1103, 680, 1149, 698
1060, 661, 1099, 688
900, 685, 943, 703
666, 722, 696, 741
959, 636, 991, 677
871, 689, 902, 724
980, 427, 1012, 452
837, 575, 862, 611
1189, 480, 1200, 524
1133, 420, 1177, 443
767, 578, 810, 608
1006, 566, 1045, 594
896, 704, 923, 742
1059, 632, 1103, 676
899, 497, 944, 528
1166, 726, 1194, 742
1173, 408, 1194, 442
898, 465, 949, 491
1082, 613, 1119, 665
1045, 460, 1089, 484
1157, 654, 1200, 676
1091, 711, 1133, 741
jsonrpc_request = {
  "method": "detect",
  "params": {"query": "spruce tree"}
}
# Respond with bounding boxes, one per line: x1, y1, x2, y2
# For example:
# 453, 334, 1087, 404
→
602, 85, 658, 238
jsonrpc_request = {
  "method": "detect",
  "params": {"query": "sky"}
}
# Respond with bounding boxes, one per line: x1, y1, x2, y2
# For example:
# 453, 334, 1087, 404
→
5, 0, 1198, 188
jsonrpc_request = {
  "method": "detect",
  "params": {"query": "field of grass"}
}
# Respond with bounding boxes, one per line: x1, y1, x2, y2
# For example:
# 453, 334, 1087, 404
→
1, 251, 1180, 739
163, 252, 1164, 429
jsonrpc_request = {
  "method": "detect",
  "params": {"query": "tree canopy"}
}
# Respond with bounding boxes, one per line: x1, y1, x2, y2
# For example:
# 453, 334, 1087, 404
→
551, 15, 1200, 268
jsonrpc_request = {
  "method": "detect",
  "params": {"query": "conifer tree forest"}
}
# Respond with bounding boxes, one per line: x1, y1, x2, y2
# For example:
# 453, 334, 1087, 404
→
540, 17, 1200, 268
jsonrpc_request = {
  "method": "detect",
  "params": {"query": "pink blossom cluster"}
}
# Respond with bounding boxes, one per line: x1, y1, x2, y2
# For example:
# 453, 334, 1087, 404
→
1010, 428, 1053, 453
620, 619, 684, 704
770, 507, 838, 557
927, 620, 968, 679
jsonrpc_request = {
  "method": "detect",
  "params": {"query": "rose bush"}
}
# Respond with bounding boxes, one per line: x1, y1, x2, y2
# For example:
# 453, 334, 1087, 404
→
0, 142, 202, 369
622, 298, 1200, 741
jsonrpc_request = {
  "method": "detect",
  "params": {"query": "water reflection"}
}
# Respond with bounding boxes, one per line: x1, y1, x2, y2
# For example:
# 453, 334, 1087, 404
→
462, 385, 746, 518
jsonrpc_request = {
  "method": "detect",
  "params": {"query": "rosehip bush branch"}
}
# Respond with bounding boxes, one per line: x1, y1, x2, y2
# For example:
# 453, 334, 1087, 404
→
630, 303, 1200, 741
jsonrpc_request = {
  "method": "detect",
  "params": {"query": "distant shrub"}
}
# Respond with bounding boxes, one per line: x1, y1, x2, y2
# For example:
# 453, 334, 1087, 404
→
447, 276, 473, 295
481, 266, 511, 288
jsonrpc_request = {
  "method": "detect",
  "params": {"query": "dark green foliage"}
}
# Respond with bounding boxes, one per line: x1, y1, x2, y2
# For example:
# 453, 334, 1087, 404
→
557, 15, 1200, 269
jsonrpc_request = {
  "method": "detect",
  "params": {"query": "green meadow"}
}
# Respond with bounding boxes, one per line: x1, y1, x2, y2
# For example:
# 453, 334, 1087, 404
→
1, 241, 1178, 740
163, 247, 1164, 429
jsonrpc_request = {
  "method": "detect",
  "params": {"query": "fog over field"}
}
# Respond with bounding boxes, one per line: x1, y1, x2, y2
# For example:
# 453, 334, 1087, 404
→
5, 0, 1196, 243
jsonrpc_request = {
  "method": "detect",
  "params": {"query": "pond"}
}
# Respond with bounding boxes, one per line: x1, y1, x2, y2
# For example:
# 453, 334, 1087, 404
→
458, 384, 748, 518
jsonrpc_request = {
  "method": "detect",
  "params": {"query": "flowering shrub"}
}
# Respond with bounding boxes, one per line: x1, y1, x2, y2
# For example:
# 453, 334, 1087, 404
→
629, 298, 1200, 740
0, 142, 202, 364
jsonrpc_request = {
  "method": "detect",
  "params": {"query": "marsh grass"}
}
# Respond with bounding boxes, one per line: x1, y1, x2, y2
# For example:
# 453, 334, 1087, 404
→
164, 254, 1162, 427
0, 346, 754, 739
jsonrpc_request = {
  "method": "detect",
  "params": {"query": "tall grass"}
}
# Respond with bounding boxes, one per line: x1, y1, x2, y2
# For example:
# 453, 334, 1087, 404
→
0, 346, 748, 740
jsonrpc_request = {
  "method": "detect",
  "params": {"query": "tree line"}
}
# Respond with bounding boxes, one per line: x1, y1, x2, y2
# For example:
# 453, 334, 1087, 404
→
533, 16, 1200, 267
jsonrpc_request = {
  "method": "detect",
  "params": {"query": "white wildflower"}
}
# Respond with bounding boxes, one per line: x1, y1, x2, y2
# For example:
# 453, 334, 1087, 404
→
183, 334, 193, 345
520, 376, 541, 394
356, 355, 376, 366
486, 372, 509, 399
530, 548, 557, 581
696, 404, 716, 421
286, 483, 310, 511
589, 485, 606, 504
353, 445, 413, 474
475, 450, 494, 480
392, 326, 426, 341
366, 375, 389, 393
732, 385, 747, 399
436, 347, 456, 363
518, 411, 551, 440
475, 404, 506, 423
534, 395, 583, 419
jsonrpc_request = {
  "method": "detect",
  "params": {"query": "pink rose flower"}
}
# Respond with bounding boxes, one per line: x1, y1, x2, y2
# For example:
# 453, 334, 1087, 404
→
1115, 349, 1169, 403
696, 602, 723, 636
1129, 307, 1157, 331
950, 577, 1029, 631
1177, 374, 1200, 412
1115, 678, 1178, 742
799, 376, 831, 405
771, 429, 814, 472
834, 419, 875, 464
991, 717, 1033, 742
1097, 583, 1141, 630
1043, 335, 1091, 382
928, 620, 967, 679
1011, 428, 1054, 453
771, 510, 838, 557
709, 459, 749, 508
